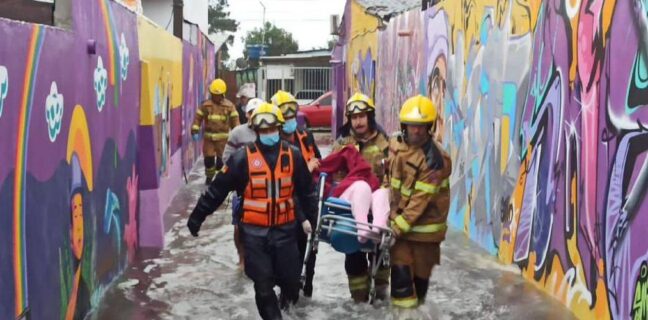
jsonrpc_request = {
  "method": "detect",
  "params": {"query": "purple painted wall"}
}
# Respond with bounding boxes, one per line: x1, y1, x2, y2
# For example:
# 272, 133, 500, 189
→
0, 0, 213, 318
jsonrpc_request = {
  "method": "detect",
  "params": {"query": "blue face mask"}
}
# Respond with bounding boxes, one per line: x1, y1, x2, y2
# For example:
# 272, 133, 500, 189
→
282, 118, 297, 134
259, 132, 280, 146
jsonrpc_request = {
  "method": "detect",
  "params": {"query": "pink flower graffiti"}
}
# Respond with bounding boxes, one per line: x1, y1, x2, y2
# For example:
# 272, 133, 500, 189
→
124, 165, 138, 262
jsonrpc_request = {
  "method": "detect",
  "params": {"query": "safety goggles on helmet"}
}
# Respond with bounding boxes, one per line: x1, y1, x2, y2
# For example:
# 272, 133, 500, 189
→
251, 113, 282, 129
346, 101, 372, 115
279, 102, 298, 117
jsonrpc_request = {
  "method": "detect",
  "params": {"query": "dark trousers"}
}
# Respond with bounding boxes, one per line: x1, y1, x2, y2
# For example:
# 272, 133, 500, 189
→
244, 230, 300, 320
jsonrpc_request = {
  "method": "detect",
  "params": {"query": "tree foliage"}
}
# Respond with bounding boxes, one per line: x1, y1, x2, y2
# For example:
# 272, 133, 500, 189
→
208, 0, 238, 61
208, 0, 238, 34
244, 22, 299, 57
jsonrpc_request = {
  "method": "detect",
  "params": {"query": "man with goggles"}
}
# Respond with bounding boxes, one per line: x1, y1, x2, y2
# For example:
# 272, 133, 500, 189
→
271, 90, 322, 298
187, 103, 318, 320
331, 92, 391, 303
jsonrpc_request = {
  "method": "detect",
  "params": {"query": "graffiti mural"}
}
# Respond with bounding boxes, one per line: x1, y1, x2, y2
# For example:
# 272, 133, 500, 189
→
345, 0, 379, 102
376, 9, 427, 134
335, 0, 648, 318
0, 0, 213, 318
417, 0, 647, 318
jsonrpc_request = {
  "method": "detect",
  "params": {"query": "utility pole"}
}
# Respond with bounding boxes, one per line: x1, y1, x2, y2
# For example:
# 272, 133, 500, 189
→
258, 0, 266, 56
173, 0, 183, 38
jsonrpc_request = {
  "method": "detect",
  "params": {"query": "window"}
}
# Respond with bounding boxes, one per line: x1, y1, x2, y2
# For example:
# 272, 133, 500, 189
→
0, 0, 71, 29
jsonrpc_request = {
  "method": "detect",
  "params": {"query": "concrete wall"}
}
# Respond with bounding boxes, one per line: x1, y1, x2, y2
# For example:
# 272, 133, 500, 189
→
0, 0, 213, 318
337, 0, 648, 318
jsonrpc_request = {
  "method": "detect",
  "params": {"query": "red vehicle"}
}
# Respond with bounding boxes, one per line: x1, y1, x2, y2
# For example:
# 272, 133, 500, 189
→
299, 91, 332, 128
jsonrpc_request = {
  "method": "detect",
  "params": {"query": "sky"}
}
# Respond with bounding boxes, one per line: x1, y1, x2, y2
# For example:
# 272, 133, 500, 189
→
226, 0, 346, 61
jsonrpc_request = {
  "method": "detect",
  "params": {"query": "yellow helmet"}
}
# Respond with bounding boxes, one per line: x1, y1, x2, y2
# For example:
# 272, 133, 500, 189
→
250, 102, 285, 129
209, 78, 227, 95
399, 95, 437, 125
345, 92, 375, 115
271, 90, 298, 118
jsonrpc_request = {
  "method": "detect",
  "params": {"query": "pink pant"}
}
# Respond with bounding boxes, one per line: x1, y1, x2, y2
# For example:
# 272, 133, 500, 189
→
338, 181, 390, 243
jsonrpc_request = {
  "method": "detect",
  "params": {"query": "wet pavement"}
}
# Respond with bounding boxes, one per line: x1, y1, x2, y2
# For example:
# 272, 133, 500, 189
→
93, 133, 575, 320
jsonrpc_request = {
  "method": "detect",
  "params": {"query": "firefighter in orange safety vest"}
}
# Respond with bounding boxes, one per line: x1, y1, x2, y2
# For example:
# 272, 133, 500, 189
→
187, 103, 318, 320
387, 95, 452, 309
272, 90, 322, 297
191, 78, 240, 185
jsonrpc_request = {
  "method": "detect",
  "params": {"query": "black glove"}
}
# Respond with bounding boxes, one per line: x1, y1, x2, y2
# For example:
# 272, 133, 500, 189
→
187, 216, 202, 237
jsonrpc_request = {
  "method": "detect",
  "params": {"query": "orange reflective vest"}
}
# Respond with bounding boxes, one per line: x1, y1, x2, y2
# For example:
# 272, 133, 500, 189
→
242, 143, 296, 226
296, 129, 316, 162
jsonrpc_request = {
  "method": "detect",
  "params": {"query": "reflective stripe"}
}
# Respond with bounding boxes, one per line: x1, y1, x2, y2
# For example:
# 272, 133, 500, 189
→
363, 145, 381, 154
280, 177, 292, 186
394, 215, 411, 233
392, 296, 418, 308
391, 178, 401, 189
230, 111, 239, 118
204, 132, 229, 140
376, 268, 390, 281
208, 114, 227, 121
441, 178, 449, 188
411, 222, 447, 233
348, 276, 368, 290
244, 200, 266, 210
191, 125, 201, 131
205, 167, 218, 174
415, 181, 440, 194
251, 178, 265, 186
401, 187, 412, 197
196, 109, 204, 116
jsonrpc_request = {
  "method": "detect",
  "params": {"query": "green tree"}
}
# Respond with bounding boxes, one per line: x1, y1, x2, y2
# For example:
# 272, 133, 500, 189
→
208, 0, 238, 61
244, 22, 299, 58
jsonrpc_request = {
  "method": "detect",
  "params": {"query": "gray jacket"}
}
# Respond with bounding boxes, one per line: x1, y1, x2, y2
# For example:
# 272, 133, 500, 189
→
223, 124, 257, 163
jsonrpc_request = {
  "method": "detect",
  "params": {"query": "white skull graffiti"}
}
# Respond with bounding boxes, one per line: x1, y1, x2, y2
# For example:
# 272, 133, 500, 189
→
120, 33, 130, 81
45, 81, 64, 142
94, 56, 108, 111
0, 65, 8, 118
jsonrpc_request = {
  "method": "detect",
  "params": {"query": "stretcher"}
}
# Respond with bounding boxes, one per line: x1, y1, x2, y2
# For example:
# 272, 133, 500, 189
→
301, 173, 394, 303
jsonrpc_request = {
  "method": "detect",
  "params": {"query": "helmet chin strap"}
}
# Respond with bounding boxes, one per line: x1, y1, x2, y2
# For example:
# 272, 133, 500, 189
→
401, 123, 435, 145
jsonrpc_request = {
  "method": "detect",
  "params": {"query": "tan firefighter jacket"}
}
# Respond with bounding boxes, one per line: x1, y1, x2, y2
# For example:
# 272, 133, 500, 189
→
192, 98, 239, 156
387, 134, 451, 242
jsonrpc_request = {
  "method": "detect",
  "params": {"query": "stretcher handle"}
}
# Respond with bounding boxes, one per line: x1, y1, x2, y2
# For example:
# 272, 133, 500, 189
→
301, 173, 328, 287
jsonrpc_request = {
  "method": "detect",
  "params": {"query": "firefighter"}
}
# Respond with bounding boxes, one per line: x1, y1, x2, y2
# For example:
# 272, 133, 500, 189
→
191, 78, 240, 185
331, 92, 391, 303
187, 103, 318, 320
272, 90, 321, 297
387, 95, 451, 309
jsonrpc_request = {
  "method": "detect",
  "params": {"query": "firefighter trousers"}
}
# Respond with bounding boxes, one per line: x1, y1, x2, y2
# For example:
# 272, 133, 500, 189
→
390, 240, 440, 308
